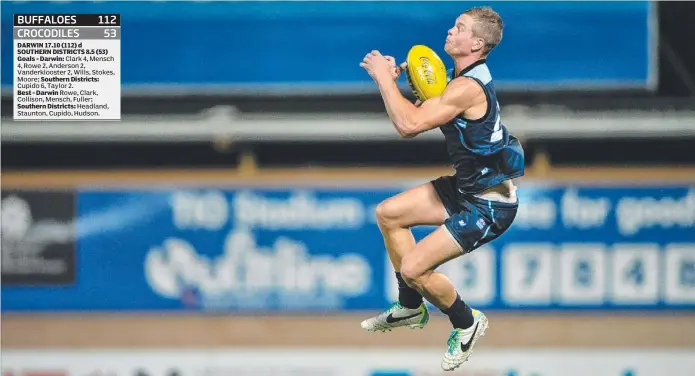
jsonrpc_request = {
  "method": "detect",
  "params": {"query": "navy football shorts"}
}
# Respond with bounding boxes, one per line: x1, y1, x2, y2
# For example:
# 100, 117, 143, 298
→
431, 175, 518, 253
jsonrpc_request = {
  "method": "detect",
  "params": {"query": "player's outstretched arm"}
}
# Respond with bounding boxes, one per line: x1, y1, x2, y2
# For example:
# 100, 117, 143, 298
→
376, 78, 479, 138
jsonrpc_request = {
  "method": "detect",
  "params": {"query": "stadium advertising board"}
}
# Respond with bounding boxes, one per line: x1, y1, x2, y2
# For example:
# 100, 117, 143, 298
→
1, 1, 655, 93
0, 189, 77, 286
3, 349, 695, 376
2, 183, 694, 312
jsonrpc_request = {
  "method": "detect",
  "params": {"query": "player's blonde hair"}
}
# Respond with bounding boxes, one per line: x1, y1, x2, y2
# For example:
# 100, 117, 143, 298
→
464, 6, 503, 54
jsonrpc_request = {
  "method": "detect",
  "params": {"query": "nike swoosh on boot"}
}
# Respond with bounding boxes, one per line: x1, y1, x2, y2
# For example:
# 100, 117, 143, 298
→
460, 322, 479, 352
385, 312, 421, 324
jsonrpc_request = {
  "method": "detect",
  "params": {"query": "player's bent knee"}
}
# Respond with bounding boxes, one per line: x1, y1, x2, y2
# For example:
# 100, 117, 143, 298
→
399, 258, 427, 290
375, 199, 402, 229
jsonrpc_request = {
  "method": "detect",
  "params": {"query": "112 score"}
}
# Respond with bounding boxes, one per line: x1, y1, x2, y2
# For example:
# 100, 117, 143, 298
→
98, 14, 118, 25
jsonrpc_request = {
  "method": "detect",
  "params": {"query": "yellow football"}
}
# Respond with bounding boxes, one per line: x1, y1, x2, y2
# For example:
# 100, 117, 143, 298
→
405, 45, 448, 101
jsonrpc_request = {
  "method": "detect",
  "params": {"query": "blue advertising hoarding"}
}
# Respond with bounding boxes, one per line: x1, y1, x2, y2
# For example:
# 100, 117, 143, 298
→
1, 1, 656, 94
2, 183, 694, 312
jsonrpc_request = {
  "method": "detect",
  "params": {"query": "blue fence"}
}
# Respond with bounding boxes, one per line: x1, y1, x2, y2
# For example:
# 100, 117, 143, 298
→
2, 183, 694, 312
1, 1, 655, 93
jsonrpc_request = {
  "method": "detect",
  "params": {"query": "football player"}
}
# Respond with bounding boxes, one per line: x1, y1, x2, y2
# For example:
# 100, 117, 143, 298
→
359, 6, 525, 371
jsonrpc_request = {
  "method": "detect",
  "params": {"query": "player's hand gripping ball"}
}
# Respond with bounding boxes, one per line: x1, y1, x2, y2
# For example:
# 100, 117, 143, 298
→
405, 45, 448, 101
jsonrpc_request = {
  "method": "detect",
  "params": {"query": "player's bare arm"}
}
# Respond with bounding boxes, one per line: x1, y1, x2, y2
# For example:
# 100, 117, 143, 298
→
378, 77, 481, 138
360, 50, 481, 138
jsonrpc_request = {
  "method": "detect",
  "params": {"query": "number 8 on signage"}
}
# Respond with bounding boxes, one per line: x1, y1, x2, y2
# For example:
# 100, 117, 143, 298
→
559, 245, 606, 305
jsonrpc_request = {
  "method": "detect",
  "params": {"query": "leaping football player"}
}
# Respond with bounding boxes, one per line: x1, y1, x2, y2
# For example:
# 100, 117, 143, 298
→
359, 6, 525, 371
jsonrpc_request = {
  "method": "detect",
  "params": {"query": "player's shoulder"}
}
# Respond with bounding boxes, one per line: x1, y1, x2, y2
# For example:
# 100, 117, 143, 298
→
440, 76, 484, 104
446, 75, 484, 92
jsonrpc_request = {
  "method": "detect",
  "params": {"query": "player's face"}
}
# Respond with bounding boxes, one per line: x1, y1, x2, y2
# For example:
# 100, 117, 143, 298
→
444, 14, 483, 57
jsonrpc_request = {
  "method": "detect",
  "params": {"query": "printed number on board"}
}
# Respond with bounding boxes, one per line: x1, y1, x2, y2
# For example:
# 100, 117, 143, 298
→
559, 244, 606, 305
440, 246, 495, 305
664, 244, 695, 304
610, 244, 659, 304
502, 244, 553, 305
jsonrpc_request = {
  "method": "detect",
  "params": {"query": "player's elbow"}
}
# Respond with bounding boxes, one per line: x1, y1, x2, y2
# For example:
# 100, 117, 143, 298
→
395, 120, 422, 138
399, 129, 419, 139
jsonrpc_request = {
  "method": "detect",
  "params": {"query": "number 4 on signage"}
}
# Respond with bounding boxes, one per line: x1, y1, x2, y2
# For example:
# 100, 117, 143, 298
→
610, 244, 659, 304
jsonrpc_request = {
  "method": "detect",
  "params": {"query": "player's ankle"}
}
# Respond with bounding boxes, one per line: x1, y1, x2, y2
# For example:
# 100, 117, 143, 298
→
441, 293, 474, 330
395, 272, 424, 309
398, 297, 423, 309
